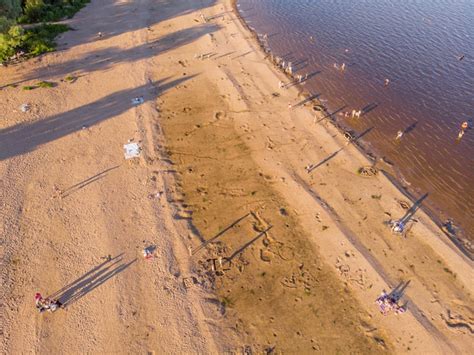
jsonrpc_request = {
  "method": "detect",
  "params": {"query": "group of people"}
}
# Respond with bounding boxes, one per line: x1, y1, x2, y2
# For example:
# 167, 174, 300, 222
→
375, 291, 406, 315
35, 293, 62, 313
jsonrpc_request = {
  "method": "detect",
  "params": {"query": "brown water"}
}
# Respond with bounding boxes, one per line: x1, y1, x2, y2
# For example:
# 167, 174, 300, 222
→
237, 0, 474, 243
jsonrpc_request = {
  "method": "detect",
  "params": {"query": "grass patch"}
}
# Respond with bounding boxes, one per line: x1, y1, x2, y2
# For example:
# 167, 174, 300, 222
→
371, 194, 382, 200
64, 75, 76, 82
22, 85, 37, 90
37, 80, 55, 88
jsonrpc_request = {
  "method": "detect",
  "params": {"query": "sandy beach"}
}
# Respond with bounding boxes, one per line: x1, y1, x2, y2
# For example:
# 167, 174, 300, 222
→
1, 0, 473, 353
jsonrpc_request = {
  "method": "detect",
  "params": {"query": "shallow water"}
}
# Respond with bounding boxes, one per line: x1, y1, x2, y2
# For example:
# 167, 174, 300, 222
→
237, 0, 474, 241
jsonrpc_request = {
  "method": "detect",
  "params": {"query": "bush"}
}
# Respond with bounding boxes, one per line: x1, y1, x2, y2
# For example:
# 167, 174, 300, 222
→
0, 0, 89, 63
0, 0, 22, 20
0, 25, 26, 62
18, 0, 91, 24
0, 23, 68, 63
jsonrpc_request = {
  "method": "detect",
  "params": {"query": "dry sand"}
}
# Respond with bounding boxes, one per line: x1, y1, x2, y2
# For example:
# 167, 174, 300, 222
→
1, 0, 473, 353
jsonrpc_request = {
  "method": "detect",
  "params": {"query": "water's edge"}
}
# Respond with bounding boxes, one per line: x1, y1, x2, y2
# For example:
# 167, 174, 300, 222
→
232, 0, 472, 260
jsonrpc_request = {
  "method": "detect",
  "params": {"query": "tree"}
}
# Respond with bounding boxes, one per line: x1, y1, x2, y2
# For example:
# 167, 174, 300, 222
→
0, 0, 22, 20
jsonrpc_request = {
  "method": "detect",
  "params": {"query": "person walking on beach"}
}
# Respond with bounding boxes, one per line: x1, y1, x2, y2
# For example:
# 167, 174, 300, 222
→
384, 78, 390, 87
279, 80, 284, 89
351, 109, 356, 118
341, 63, 346, 71
396, 130, 404, 140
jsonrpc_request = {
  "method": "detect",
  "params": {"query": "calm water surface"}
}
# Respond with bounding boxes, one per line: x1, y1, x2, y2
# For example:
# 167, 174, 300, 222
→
238, 0, 474, 242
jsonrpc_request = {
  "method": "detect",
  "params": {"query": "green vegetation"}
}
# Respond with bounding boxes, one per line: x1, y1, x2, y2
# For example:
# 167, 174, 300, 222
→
18, 0, 91, 24
0, 1, 89, 64
37, 80, 54, 87
22, 85, 36, 90
0, 23, 68, 63
64, 74, 75, 82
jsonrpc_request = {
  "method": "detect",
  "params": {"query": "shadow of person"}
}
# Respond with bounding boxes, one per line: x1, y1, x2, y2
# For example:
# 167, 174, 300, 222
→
0, 75, 196, 161
388, 280, 411, 301
50, 255, 137, 308
399, 193, 429, 225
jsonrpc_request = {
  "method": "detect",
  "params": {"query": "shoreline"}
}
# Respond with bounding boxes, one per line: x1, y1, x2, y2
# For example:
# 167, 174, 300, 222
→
232, 1, 472, 259
158, 0, 473, 352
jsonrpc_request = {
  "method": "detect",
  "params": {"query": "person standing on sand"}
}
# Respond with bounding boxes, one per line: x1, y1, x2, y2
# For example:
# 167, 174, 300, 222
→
396, 130, 404, 140
341, 63, 346, 71
384, 78, 390, 87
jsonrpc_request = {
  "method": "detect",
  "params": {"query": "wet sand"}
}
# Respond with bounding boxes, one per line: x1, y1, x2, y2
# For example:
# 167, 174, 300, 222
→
1, 0, 473, 353
157, 0, 473, 352
237, 0, 474, 248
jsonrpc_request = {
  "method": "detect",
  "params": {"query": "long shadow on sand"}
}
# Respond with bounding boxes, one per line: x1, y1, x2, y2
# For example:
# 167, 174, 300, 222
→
62, 0, 218, 44
48, 254, 137, 308
0, 76, 195, 161
19, 24, 218, 83
1, 0, 218, 87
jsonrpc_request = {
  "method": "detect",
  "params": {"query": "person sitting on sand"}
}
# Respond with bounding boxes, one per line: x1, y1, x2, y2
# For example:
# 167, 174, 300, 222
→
35, 293, 62, 313
35, 293, 46, 312
143, 247, 154, 260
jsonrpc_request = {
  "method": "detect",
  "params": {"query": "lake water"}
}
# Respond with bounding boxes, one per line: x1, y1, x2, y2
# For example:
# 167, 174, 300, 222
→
237, 0, 474, 244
